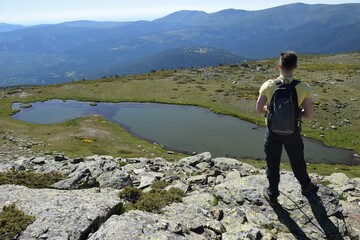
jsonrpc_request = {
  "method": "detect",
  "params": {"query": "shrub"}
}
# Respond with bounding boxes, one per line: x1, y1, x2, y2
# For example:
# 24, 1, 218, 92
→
0, 203, 35, 240
118, 182, 185, 214
135, 187, 184, 213
151, 180, 170, 190
0, 171, 66, 189
118, 186, 142, 204
210, 196, 220, 206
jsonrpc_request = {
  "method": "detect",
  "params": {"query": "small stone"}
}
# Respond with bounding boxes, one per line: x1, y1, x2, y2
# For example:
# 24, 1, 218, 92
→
133, 168, 146, 175
331, 125, 337, 129
55, 154, 67, 162
210, 208, 224, 221
32, 157, 45, 165
208, 176, 216, 185
341, 184, 355, 192
215, 175, 225, 185
70, 157, 84, 164
343, 119, 351, 124
187, 174, 208, 185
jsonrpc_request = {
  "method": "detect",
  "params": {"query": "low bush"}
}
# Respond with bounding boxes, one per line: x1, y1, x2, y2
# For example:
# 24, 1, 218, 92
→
0, 203, 35, 240
118, 181, 185, 214
118, 186, 142, 204
0, 171, 66, 188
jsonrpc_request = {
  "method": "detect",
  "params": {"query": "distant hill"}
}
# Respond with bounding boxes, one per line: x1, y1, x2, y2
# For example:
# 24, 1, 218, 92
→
0, 3, 359, 86
116, 47, 248, 75
0, 23, 24, 33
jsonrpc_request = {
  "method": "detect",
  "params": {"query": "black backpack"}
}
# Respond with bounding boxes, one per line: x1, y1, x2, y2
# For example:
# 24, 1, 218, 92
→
267, 79, 300, 135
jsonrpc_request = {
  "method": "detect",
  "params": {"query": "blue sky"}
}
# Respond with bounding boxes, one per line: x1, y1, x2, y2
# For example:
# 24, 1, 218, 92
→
1, 0, 359, 25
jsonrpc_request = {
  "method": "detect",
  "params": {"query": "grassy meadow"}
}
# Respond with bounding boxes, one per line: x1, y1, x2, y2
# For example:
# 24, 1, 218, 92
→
0, 52, 359, 176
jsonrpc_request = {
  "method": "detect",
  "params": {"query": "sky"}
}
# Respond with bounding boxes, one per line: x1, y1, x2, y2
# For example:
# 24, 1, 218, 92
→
1, 0, 360, 25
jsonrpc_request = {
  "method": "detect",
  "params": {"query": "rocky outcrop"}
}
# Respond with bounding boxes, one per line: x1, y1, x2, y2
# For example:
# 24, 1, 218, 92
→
0, 185, 121, 240
0, 152, 359, 240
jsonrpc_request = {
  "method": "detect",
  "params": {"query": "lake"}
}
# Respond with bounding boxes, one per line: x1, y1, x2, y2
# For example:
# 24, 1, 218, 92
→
12, 100, 357, 165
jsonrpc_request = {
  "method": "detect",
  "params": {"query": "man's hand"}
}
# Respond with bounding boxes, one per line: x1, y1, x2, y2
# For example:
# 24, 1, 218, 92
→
300, 98, 313, 119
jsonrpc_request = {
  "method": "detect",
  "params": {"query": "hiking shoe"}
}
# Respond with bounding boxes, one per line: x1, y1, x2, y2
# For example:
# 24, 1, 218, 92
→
263, 187, 279, 207
301, 182, 319, 195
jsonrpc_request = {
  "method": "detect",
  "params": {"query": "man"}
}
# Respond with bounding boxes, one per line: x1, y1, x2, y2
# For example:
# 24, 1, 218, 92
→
256, 50, 318, 206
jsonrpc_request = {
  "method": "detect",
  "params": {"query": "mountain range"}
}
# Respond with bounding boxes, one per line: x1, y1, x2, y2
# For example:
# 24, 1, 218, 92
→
0, 3, 359, 86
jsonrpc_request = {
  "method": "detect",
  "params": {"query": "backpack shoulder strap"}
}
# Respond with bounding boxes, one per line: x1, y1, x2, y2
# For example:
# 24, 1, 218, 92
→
289, 79, 300, 87
290, 80, 301, 119
273, 79, 282, 86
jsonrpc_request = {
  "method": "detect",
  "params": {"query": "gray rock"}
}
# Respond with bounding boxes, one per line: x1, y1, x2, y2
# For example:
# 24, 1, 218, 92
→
215, 175, 225, 185
325, 172, 351, 186
152, 157, 168, 167
88, 210, 188, 240
208, 176, 216, 186
138, 175, 156, 189
341, 184, 355, 192
51, 168, 99, 189
213, 158, 257, 176
225, 170, 241, 182
70, 157, 84, 164
165, 180, 189, 193
196, 161, 211, 171
96, 170, 132, 189
222, 227, 262, 240
54, 154, 67, 162
213, 172, 351, 239
187, 174, 208, 185
0, 185, 121, 240
162, 193, 225, 237
178, 152, 212, 167
213, 157, 241, 170
0, 152, 358, 239
31, 157, 46, 164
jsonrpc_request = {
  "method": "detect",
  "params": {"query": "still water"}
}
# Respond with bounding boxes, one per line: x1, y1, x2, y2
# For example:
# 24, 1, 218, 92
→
12, 100, 356, 165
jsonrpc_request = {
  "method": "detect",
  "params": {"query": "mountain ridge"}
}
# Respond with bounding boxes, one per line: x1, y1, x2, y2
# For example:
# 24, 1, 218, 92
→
0, 3, 359, 86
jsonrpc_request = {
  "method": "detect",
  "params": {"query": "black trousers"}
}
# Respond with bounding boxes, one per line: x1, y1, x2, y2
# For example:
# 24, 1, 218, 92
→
264, 127, 311, 198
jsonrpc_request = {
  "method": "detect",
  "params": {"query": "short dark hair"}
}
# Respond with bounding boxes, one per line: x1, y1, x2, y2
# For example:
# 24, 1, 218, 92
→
279, 51, 297, 70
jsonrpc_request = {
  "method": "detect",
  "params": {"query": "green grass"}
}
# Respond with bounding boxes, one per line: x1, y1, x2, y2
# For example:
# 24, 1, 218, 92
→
338, 193, 348, 201
0, 203, 35, 240
0, 52, 359, 176
319, 180, 331, 186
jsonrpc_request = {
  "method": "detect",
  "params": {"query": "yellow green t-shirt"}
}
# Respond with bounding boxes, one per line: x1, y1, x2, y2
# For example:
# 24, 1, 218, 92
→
259, 77, 312, 107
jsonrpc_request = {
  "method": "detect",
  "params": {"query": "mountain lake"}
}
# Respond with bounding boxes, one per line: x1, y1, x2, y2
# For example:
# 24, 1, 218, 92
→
12, 100, 357, 165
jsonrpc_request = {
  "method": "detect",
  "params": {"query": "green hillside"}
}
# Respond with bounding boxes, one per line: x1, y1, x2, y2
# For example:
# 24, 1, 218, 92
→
0, 52, 359, 175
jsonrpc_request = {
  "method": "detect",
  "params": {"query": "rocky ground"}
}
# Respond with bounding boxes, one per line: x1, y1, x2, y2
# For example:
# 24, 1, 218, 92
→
0, 151, 359, 240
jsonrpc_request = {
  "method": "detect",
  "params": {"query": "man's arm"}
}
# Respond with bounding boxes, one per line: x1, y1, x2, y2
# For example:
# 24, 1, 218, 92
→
300, 97, 313, 119
256, 94, 268, 115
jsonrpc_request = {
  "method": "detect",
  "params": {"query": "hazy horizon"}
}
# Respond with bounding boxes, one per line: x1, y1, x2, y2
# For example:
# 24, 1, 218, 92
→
1, 0, 360, 26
